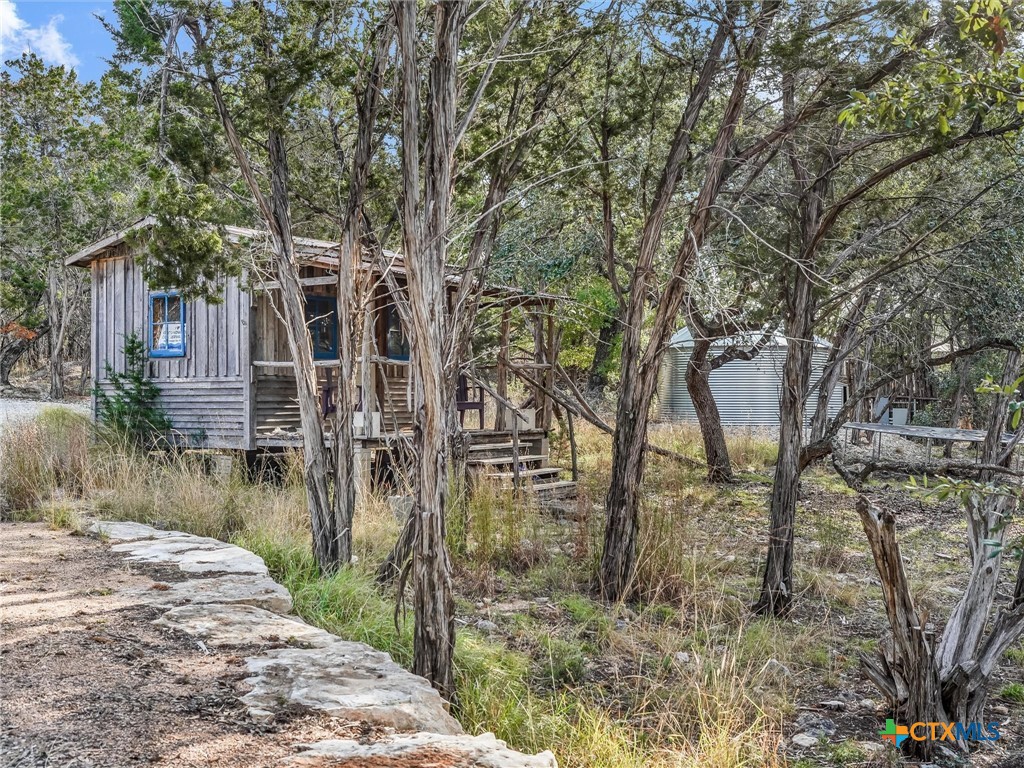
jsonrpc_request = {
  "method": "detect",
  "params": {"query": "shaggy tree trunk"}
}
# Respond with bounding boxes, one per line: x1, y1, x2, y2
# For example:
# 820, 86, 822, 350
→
391, 0, 466, 700
933, 350, 1021, 722
48, 338, 64, 399
856, 497, 949, 760
0, 322, 47, 387
850, 333, 876, 443
187, 16, 340, 572
686, 338, 732, 482
600, 6, 781, 602
944, 355, 971, 457
601, 350, 658, 598
47, 266, 66, 401
267, 132, 338, 571
331, 20, 390, 566
332, 243, 357, 567
853, 349, 1024, 759
809, 286, 873, 443
754, 272, 814, 616
378, 3, 555, 598
0, 344, 17, 387
599, 4, 777, 601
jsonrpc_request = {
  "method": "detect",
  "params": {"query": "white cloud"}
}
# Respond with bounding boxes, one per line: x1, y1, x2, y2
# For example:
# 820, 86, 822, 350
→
0, 0, 80, 69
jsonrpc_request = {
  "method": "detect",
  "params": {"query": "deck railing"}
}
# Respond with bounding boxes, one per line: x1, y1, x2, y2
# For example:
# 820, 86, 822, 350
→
249, 356, 561, 458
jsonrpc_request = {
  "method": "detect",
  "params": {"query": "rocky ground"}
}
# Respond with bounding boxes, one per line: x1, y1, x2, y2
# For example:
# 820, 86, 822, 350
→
0, 521, 555, 768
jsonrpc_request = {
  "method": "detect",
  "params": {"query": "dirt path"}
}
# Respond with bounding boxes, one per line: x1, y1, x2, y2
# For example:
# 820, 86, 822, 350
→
0, 522, 356, 768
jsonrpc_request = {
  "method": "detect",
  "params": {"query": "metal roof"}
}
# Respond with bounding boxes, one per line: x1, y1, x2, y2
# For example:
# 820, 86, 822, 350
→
668, 326, 833, 349
65, 215, 401, 269
65, 216, 561, 303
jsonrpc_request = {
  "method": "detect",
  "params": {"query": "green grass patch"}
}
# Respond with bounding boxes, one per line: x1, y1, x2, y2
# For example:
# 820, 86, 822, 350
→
238, 531, 646, 768
1000, 682, 1024, 704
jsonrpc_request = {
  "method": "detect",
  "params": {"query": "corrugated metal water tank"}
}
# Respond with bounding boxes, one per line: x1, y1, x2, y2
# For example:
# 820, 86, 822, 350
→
658, 328, 845, 426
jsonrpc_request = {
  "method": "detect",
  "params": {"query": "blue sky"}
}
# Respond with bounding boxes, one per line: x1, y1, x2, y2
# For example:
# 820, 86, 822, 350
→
1, 0, 116, 81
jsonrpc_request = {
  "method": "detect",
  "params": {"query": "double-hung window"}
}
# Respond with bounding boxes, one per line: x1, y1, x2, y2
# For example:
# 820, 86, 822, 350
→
149, 292, 186, 357
306, 295, 338, 360
384, 303, 410, 360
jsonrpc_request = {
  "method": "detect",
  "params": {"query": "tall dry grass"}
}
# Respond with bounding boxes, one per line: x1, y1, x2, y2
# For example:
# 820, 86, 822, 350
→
1, 407, 793, 768
0, 407, 91, 513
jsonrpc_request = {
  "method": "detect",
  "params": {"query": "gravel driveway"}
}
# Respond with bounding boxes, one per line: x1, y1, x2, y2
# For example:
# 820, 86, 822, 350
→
0, 396, 89, 433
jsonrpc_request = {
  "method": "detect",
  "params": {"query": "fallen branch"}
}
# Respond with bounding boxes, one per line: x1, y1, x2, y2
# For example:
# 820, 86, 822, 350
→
830, 438, 1024, 491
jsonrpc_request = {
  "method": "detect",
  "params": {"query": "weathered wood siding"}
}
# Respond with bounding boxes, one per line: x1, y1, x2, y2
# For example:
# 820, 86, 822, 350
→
254, 373, 303, 435
91, 249, 251, 449
253, 292, 292, 369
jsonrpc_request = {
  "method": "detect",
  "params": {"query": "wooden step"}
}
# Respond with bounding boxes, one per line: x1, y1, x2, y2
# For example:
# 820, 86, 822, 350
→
467, 454, 547, 466
488, 467, 561, 479
467, 442, 519, 459
532, 479, 578, 499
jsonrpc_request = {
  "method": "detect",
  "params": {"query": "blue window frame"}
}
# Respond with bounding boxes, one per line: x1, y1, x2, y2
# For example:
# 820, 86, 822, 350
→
306, 295, 338, 360
149, 291, 186, 358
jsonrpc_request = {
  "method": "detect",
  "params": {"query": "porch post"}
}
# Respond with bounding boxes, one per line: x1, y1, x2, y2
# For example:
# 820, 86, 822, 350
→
543, 301, 556, 432
531, 305, 546, 430
495, 303, 510, 431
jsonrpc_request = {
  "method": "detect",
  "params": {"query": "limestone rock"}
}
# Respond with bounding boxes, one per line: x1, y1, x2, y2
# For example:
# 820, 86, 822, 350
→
243, 642, 462, 735
155, 602, 326, 648
111, 535, 269, 575
157, 603, 461, 735
143, 574, 292, 614
88, 520, 555, 763
281, 732, 558, 767
791, 733, 820, 748
88, 520, 184, 541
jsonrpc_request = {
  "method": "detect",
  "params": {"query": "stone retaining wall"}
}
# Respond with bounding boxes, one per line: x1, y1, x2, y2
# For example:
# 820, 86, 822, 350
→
89, 520, 556, 768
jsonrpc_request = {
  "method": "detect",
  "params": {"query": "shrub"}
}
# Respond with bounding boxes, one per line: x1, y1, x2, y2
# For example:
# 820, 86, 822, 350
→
809, 510, 852, 570
93, 332, 170, 448
465, 482, 548, 571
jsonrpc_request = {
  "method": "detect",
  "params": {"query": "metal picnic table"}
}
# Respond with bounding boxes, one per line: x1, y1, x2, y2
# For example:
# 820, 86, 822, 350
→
840, 422, 1020, 464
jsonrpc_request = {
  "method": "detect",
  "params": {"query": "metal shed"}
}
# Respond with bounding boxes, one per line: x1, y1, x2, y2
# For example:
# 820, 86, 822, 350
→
658, 328, 846, 426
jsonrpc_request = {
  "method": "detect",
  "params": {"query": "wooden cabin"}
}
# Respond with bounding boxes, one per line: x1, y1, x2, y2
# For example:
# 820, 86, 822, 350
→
67, 217, 577, 501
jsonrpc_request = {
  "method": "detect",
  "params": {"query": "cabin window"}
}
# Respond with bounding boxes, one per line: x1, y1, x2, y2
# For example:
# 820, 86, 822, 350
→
385, 304, 410, 360
306, 295, 338, 360
149, 292, 186, 357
